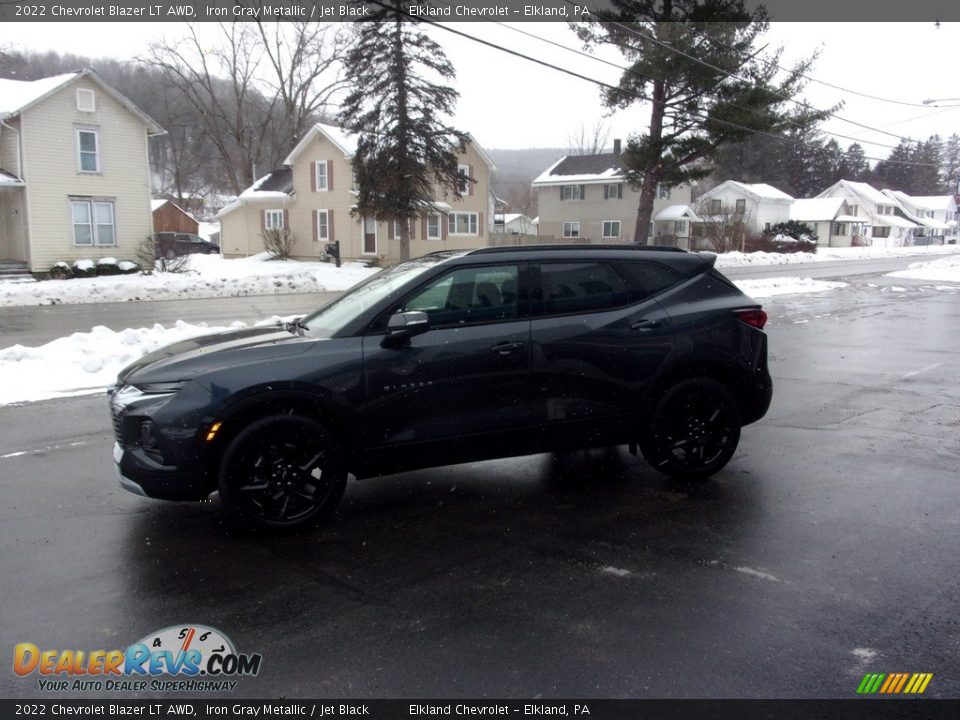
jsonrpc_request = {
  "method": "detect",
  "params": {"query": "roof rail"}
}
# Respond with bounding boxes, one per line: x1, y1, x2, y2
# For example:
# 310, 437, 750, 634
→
470, 244, 688, 255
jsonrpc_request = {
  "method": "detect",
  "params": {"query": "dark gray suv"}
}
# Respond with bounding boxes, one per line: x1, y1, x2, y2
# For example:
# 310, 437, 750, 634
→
108, 246, 772, 531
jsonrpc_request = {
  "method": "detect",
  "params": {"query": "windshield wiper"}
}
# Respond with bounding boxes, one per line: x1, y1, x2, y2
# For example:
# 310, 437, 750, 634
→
281, 317, 310, 337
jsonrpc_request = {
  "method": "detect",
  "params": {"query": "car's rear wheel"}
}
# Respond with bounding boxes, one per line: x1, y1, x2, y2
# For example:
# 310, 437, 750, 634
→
218, 414, 347, 532
641, 378, 741, 479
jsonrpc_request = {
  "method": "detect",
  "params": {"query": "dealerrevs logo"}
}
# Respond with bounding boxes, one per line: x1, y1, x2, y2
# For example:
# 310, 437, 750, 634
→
14, 624, 262, 692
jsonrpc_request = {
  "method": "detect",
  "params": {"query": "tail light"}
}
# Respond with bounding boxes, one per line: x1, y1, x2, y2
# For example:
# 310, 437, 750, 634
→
735, 308, 768, 329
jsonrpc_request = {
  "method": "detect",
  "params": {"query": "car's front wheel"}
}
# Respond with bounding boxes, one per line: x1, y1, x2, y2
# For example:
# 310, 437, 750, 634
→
218, 414, 347, 532
641, 378, 741, 479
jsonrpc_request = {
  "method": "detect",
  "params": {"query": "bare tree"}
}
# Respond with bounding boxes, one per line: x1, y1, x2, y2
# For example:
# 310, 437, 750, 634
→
141, 21, 348, 195
693, 198, 754, 253
566, 121, 611, 156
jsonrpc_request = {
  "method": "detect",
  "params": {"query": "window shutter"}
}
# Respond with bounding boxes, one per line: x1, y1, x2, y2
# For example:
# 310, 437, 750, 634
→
422, 217, 428, 240
388, 221, 394, 240
560, 187, 565, 201
478, 213, 483, 236
409, 218, 416, 240
603, 185, 609, 200
311, 162, 317, 192
468, 165, 474, 196
327, 160, 334, 191
283, 209, 289, 230
312, 209, 318, 241
329, 210, 334, 241
442, 215, 448, 240
261, 210, 267, 230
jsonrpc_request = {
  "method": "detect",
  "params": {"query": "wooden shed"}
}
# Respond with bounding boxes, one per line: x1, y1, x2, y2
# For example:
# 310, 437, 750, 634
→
152, 199, 199, 234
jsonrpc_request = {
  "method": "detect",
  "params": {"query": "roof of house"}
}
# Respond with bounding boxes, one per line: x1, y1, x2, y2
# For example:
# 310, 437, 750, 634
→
823, 180, 890, 206
151, 198, 197, 219
532, 153, 623, 185
903, 194, 956, 211
789, 197, 845, 221
655, 204, 699, 221
0, 69, 164, 134
284, 123, 496, 171
725, 181, 794, 201
220, 169, 294, 216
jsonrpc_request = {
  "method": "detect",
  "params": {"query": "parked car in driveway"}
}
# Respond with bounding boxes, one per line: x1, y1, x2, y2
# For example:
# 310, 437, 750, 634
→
108, 245, 772, 531
153, 232, 220, 258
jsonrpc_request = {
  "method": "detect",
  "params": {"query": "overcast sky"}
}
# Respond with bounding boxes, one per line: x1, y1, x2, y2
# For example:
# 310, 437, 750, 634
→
4, 21, 960, 159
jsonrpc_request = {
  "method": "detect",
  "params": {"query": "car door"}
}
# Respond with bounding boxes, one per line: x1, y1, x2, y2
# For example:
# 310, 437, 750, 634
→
529, 260, 677, 442
361, 262, 536, 456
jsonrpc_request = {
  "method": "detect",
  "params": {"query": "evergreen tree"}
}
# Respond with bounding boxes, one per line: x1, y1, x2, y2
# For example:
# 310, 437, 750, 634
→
337, 2, 467, 262
574, 0, 832, 243
872, 140, 916, 192
911, 135, 943, 195
941, 134, 960, 195
841, 143, 870, 182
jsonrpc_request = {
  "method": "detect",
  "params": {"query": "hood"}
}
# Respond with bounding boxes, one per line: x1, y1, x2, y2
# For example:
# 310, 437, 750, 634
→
117, 326, 313, 386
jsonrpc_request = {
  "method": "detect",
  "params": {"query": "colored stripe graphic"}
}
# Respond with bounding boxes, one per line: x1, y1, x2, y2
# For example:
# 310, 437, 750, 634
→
857, 672, 932, 694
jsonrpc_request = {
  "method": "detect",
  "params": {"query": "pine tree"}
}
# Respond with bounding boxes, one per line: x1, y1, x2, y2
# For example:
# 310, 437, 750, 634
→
941, 134, 960, 195
872, 141, 916, 192
574, 0, 832, 243
912, 136, 943, 195
842, 143, 870, 182
337, 2, 467, 262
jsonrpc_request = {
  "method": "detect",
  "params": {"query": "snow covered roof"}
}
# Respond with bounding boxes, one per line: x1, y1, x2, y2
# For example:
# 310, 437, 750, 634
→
728, 181, 794, 201
151, 199, 167, 211
0, 70, 163, 134
790, 197, 845, 221
834, 215, 866, 223
532, 153, 623, 185
655, 204, 699, 221
221, 169, 294, 216
876, 214, 918, 229
837, 180, 890, 206
909, 195, 956, 211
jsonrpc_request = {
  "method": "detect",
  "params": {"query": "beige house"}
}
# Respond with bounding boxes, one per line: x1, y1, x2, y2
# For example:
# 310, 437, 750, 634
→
0, 70, 163, 273
219, 123, 496, 264
531, 142, 693, 244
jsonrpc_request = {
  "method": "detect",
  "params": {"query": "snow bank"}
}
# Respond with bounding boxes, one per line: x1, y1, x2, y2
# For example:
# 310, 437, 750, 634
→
714, 244, 960, 268
733, 277, 848, 298
885, 254, 960, 283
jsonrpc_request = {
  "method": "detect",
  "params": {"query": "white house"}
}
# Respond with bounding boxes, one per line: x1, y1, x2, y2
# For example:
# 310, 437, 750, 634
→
653, 204, 700, 249
493, 213, 536, 235
881, 190, 957, 243
694, 181, 794, 234
789, 197, 866, 247
816, 180, 918, 247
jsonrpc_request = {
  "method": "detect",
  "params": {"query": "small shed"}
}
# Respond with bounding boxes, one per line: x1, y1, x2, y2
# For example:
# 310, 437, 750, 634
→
152, 199, 199, 235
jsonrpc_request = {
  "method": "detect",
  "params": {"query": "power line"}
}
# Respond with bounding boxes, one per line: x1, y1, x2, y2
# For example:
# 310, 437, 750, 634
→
366, 1, 939, 167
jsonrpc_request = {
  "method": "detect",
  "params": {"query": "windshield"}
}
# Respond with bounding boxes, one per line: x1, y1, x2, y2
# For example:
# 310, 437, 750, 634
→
300, 252, 465, 338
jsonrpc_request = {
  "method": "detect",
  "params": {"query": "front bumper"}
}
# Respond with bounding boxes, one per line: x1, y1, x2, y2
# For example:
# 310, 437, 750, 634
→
114, 442, 209, 501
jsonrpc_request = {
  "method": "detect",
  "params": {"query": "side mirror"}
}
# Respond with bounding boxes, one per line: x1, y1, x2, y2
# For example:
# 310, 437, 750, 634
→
382, 311, 430, 348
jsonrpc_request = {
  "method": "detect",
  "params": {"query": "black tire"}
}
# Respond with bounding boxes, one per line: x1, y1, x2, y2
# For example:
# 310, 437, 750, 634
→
218, 414, 347, 532
641, 378, 741, 479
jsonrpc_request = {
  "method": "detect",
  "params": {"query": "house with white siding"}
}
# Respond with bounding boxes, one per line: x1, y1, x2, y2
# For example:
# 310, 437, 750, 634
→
694, 181, 794, 232
815, 180, 918, 247
881, 190, 957, 243
218, 123, 495, 263
789, 197, 866, 247
0, 70, 163, 274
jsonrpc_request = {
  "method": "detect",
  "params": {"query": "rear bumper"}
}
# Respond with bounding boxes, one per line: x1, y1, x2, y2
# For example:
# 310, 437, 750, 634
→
114, 442, 209, 501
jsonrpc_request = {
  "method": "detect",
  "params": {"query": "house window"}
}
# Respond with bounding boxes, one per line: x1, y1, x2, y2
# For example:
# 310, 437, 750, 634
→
709, 199, 721, 214
872, 226, 890, 238
657, 184, 671, 200
458, 164, 470, 194
427, 214, 441, 239
70, 198, 115, 247
603, 183, 623, 200
316, 210, 329, 241
448, 212, 478, 235
735, 199, 746, 214
832, 222, 847, 236
560, 184, 585, 200
77, 129, 99, 173
562, 221, 580, 238
76, 88, 95, 112
674, 220, 687, 234
602, 220, 620, 238
264, 209, 284, 229
315, 161, 328, 191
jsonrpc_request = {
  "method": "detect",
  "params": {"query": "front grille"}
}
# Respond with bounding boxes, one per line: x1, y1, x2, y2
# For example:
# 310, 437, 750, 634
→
111, 410, 124, 444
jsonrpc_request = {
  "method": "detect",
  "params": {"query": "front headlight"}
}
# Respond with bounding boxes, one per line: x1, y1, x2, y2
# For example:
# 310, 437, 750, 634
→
111, 381, 185, 411
135, 381, 187, 394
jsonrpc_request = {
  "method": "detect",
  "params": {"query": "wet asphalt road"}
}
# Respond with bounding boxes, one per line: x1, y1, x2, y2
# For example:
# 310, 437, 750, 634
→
1, 272, 959, 700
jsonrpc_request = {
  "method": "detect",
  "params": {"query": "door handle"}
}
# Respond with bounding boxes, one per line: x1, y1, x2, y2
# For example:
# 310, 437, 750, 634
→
631, 318, 662, 330
490, 341, 525, 355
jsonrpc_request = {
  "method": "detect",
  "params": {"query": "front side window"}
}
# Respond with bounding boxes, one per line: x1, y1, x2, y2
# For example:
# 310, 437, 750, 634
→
735, 199, 746, 214
604, 183, 623, 200
71, 198, 115, 246
399, 264, 519, 326
448, 212, 478, 236
602, 220, 620, 238
709, 199, 722, 214
427, 214, 441, 239
77, 129, 99, 172
560, 184, 585, 200
537, 262, 628, 316
562, 221, 580, 238
315, 161, 328, 191
264, 209, 284, 229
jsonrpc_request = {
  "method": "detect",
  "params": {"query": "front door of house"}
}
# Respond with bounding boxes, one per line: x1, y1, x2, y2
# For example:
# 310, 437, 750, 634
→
363, 216, 377, 255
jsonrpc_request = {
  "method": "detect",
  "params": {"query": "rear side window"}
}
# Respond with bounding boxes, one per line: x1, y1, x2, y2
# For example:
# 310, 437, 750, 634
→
536, 262, 629, 316
615, 261, 684, 301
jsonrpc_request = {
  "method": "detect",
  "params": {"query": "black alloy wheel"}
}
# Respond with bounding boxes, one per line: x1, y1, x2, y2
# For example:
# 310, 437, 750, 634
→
642, 378, 741, 479
218, 414, 347, 531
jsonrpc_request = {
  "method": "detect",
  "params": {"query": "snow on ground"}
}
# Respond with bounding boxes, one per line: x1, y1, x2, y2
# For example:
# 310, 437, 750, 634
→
714, 244, 960, 268
733, 277, 848, 298
0, 253, 378, 308
885, 254, 960, 283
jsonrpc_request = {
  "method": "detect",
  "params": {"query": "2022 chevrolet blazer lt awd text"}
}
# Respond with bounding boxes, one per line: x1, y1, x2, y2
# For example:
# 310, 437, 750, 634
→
108, 246, 772, 531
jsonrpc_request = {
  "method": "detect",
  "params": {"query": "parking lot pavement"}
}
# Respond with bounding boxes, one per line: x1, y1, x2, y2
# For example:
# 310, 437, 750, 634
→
1, 280, 958, 699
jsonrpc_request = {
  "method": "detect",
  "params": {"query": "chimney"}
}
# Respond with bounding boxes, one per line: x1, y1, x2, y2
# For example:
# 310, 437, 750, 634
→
613, 139, 621, 156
